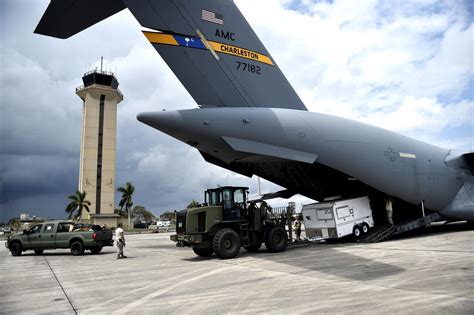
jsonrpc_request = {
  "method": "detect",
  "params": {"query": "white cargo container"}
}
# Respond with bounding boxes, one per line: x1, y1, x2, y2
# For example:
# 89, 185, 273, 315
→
302, 196, 374, 239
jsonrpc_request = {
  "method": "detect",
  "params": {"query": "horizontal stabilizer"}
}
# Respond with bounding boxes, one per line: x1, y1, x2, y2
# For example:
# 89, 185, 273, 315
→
222, 136, 318, 164
445, 151, 474, 175
460, 152, 474, 172
259, 189, 296, 201
34, 0, 126, 39
441, 182, 474, 221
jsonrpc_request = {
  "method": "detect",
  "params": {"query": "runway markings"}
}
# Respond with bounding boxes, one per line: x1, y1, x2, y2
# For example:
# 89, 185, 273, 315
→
115, 266, 236, 314
43, 256, 77, 315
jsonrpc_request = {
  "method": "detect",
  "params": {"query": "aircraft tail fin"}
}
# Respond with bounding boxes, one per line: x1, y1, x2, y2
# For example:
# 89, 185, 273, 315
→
35, 0, 307, 110
125, 0, 306, 110
34, 0, 126, 39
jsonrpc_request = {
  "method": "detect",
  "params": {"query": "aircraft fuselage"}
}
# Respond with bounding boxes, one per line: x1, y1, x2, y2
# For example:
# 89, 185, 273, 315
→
138, 107, 471, 220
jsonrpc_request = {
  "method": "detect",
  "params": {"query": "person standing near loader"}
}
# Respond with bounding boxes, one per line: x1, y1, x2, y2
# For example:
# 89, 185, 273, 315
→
293, 217, 302, 241
115, 223, 127, 259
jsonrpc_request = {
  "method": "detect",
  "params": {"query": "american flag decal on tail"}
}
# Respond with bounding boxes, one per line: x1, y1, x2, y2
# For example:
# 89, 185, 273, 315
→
202, 9, 224, 25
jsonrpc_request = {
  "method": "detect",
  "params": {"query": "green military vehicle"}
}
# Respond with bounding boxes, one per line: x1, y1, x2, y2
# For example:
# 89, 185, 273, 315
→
171, 186, 289, 259
5, 221, 114, 256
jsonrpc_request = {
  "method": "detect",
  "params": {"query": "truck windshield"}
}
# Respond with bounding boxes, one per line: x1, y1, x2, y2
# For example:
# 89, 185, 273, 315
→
30, 224, 42, 234
222, 188, 233, 210
234, 189, 245, 204
207, 190, 221, 206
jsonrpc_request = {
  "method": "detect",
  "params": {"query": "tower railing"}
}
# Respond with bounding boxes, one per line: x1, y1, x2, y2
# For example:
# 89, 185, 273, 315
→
75, 85, 124, 99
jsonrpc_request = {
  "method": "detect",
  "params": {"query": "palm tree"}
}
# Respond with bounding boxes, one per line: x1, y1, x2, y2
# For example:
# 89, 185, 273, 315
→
118, 182, 135, 228
114, 208, 128, 218
65, 190, 91, 221
187, 200, 200, 209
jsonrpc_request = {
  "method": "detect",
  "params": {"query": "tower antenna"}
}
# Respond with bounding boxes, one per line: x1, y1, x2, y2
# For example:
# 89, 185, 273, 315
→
100, 56, 103, 72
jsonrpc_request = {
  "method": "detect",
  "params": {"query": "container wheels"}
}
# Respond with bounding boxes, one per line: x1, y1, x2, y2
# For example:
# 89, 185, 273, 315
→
353, 225, 362, 238
362, 223, 370, 234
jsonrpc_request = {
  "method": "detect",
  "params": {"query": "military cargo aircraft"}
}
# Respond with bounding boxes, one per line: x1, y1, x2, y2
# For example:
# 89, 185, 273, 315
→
35, 0, 473, 223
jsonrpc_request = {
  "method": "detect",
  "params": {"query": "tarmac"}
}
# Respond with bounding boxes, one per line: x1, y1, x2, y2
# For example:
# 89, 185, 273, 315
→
0, 222, 473, 314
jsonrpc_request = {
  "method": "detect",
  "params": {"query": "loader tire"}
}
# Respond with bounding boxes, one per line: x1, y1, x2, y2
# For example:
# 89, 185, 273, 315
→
213, 228, 241, 259
265, 226, 288, 253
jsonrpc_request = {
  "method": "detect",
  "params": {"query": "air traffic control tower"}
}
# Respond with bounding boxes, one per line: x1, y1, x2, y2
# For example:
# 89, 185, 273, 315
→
76, 69, 123, 227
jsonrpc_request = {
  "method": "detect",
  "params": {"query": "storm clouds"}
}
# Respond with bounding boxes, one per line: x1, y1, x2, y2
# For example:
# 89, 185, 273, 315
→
1, 0, 472, 222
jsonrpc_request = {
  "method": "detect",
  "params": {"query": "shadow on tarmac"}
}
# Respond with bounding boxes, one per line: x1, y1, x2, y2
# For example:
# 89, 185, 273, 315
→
390, 221, 473, 241
255, 221, 473, 281
140, 222, 472, 281
265, 247, 405, 281
180, 222, 473, 280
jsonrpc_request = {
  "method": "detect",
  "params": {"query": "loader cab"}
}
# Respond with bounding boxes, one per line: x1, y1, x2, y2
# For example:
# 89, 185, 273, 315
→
205, 186, 249, 221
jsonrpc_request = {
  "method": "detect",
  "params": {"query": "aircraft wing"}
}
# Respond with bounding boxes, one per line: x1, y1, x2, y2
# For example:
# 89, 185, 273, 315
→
34, 0, 126, 39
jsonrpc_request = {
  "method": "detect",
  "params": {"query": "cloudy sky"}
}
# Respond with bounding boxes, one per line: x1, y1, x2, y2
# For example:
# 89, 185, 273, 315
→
1, 0, 472, 222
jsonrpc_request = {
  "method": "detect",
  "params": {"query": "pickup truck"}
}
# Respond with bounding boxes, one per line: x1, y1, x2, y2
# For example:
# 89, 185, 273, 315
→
5, 221, 114, 256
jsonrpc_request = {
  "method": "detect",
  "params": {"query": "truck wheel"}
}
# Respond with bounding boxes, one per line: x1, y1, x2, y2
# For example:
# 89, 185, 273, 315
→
244, 243, 262, 252
353, 226, 362, 238
34, 249, 44, 255
10, 242, 22, 256
265, 226, 288, 253
362, 223, 370, 234
70, 241, 85, 256
192, 247, 214, 257
90, 247, 102, 254
213, 228, 241, 259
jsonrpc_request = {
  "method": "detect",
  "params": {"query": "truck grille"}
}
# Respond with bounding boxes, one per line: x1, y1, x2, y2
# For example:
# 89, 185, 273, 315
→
197, 212, 206, 232
176, 210, 187, 234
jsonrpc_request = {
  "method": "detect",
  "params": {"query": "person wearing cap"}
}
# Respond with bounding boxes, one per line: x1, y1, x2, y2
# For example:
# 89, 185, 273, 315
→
115, 223, 127, 259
